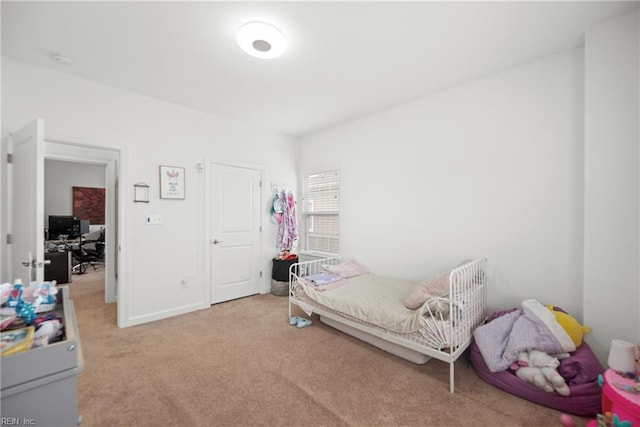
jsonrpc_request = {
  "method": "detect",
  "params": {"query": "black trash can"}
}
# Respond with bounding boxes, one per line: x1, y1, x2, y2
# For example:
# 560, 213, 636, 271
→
271, 256, 298, 296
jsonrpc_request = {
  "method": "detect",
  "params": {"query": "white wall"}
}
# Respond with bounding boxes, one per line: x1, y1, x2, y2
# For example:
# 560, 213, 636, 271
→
44, 159, 106, 228
2, 58, 298, 326
584, 10, 640, 362
300, 48, 585, 317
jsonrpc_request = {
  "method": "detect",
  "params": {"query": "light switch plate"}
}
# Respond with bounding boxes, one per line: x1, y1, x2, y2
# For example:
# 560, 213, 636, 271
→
146, 214, 162, 225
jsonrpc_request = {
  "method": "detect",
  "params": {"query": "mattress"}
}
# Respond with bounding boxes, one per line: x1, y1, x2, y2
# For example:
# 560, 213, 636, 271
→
300, 273, 427, 333
292, 281, 482, 353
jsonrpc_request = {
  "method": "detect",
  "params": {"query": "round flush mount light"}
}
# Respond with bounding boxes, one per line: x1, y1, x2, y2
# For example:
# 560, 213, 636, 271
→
236, 21, 286, 59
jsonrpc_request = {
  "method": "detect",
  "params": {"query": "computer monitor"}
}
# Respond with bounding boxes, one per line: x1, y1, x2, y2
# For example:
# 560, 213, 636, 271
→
80, 219, 90, 235
48, 215, 80, 239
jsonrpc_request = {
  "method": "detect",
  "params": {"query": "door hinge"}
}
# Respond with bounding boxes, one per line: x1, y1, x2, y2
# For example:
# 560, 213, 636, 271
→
6, 153, 13, 164
260, 225, 262, 232
6, 234, 13, 244
260, 271, 263, 278
259, 180, 262, 188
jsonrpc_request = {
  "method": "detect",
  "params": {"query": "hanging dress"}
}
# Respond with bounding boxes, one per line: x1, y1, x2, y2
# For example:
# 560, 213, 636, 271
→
277, 191, 298, 251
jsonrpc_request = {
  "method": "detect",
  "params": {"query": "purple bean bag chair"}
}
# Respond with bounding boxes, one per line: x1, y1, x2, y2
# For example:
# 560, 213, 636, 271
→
470, 310, 604, 417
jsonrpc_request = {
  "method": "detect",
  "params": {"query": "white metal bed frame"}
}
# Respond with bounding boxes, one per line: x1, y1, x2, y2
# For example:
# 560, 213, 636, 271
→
288, 257, 487, 393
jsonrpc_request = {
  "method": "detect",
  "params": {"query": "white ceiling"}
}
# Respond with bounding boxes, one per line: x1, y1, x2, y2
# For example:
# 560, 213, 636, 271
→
2, 1, 638, 137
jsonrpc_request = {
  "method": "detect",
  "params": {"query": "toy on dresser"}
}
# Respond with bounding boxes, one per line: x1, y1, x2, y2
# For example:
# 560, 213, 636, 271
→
0, 280, 64, 355
585, 339, 640, 427
591, 369, 639, 427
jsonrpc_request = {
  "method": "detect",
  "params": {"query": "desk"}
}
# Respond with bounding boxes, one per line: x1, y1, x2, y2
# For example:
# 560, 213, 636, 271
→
44, 251, 71, 284
47, 237, 97, 249
46, 238, 80, 246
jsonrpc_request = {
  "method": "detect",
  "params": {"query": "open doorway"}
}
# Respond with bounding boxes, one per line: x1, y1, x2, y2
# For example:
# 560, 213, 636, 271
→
44, 141, 119, 306
44, 159, 106, 284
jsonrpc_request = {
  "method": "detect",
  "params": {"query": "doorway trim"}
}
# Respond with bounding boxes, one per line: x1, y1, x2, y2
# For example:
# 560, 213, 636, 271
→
44, 140, 123, 322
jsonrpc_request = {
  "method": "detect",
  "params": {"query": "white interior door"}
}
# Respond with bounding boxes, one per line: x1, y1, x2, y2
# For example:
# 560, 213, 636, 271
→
9, 119, 45, 284
210, 163, 261, 304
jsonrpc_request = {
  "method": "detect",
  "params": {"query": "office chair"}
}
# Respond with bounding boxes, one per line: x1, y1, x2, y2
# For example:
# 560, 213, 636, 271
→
72, 229, 104, 274
71, 242, 92, 274
84, 240, 105, 268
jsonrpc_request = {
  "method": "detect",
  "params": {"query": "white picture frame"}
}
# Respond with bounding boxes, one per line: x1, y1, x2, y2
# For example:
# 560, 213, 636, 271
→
159, 165, 185, 199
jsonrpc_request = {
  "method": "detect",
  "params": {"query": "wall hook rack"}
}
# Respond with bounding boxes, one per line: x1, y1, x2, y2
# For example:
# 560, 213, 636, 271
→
133, 182, 150, 203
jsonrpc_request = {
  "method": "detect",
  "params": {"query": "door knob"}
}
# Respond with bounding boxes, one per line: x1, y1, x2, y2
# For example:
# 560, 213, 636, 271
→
212, 239, 224, 245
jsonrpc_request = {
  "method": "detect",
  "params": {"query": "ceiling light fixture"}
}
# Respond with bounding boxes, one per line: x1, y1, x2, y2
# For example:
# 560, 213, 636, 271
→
237, 21, 286, 59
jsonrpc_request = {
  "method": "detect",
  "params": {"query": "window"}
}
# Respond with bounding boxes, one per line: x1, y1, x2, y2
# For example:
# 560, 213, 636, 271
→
299, 170, 339, 255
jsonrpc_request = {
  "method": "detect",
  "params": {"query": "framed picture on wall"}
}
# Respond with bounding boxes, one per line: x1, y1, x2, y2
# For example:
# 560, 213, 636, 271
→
159, 165, 185, 199
73, 186, 106, 224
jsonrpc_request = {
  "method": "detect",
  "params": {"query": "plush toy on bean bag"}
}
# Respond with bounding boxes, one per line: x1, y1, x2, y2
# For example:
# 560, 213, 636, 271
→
546, 304, 591, 348
507, 305, 591, 397
511, 349, 571, 396
470, 306, 604, 416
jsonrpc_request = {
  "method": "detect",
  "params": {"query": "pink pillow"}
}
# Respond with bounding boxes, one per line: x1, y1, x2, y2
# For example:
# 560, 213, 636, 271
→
323, 259, 368, 278
404, 273, 450, 310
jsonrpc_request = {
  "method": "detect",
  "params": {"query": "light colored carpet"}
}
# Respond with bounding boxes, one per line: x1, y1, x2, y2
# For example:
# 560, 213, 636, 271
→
68, 270, 591, 426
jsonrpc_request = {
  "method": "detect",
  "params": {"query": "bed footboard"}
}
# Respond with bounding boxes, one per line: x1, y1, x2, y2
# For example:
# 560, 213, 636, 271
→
443, 257, 488, 352
288, 257, 341, 318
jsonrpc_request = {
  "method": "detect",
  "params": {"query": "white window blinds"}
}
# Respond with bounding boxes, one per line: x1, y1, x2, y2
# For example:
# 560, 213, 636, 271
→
300, 170, 339, 255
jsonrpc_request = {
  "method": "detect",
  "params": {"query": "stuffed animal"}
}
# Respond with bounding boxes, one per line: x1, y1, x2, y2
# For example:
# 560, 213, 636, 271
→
510, 349, 571, 396
546, 304, 591, 348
